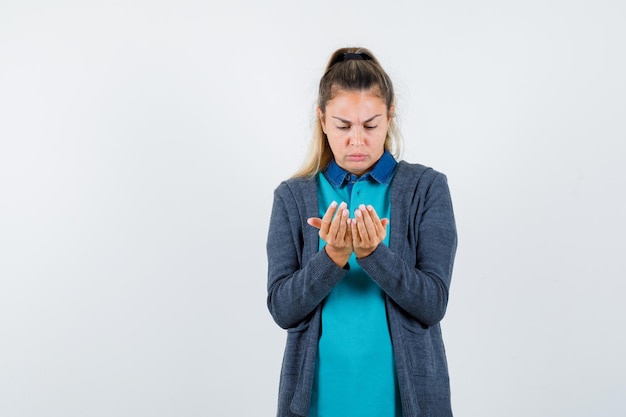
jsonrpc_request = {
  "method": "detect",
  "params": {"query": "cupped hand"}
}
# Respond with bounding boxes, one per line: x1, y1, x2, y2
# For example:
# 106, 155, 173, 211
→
350, 204, 389, 259
307, 201, 353, 267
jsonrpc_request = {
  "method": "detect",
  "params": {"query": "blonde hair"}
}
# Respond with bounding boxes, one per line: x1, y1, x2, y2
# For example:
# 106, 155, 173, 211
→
292, 47, 402, 178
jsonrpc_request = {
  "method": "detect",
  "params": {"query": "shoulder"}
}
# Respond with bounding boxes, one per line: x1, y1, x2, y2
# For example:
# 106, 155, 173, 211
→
270, 175, 320, 232
395, 160, 449, 190
274, 175, 317, 198
272, 175, 319, 217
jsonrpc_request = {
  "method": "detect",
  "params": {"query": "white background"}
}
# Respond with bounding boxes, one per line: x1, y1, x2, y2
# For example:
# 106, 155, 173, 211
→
1, 1, 625, 416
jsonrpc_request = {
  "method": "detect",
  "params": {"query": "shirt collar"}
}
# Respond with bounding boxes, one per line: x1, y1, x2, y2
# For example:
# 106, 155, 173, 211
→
323, 150, 397, 188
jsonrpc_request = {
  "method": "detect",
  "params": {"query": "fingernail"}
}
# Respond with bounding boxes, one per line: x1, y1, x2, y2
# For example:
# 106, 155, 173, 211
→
355, 209, 362, 218
367, 204, 374, 211
359, 204, 366, 210
330, 201, 337, 208
339, 201, 347, 209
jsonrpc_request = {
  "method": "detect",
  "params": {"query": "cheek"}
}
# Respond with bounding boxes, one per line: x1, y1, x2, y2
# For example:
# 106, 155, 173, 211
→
328, 136, 349, 156
328, 133, 346, 146
373, 133, 388, 151
326, 137, 339, 153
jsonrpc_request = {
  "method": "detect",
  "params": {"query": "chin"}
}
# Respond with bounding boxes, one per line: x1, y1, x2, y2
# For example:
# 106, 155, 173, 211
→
349, 163, 373, 175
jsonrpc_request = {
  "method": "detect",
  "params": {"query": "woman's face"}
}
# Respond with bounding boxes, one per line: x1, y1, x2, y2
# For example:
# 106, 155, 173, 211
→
319, 88, 392, 176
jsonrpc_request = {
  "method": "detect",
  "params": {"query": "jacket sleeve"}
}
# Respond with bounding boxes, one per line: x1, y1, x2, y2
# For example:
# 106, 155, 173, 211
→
357, 172, 457, 327
266, 184, 347, 329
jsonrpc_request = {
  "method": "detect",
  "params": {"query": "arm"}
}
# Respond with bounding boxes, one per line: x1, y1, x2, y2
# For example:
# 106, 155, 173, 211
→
358, 173, 457, 326
266, 187, 348, 329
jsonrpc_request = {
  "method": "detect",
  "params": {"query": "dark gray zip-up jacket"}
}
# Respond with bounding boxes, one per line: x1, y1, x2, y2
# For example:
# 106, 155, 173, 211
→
267, 161, 457, 417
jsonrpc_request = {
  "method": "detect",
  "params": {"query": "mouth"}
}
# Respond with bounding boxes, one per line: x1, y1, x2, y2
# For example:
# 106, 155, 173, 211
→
347, 154, 367, 161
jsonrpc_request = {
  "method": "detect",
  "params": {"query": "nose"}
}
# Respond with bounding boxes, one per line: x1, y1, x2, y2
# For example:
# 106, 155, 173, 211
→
350, 128, 363, 146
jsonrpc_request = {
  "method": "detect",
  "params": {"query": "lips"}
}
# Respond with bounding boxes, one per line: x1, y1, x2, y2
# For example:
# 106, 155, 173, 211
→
347, 154, 367, 161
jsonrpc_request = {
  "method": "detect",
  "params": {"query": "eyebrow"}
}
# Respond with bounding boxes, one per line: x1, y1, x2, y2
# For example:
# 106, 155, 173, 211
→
331, 114, 382, 124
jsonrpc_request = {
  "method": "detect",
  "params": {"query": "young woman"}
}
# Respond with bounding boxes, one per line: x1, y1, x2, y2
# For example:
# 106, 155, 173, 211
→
267, 47, 458, 417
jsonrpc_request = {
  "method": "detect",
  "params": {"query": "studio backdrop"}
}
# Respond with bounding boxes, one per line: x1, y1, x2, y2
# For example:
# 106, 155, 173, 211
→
1, 1, 624, 416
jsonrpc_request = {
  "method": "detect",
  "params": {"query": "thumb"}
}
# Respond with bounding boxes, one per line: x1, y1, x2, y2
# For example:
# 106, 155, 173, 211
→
307, 217, 323, 229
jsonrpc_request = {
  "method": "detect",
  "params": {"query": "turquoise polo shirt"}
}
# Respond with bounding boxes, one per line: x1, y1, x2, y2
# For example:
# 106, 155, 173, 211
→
310, 151, 402, 417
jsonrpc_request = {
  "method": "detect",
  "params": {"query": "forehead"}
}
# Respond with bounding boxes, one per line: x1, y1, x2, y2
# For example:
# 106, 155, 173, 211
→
330, 85, 383, 101
326, 87, 387, 111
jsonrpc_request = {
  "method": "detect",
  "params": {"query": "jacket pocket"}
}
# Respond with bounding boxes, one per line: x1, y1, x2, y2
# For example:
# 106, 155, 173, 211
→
401, 322, 435, 376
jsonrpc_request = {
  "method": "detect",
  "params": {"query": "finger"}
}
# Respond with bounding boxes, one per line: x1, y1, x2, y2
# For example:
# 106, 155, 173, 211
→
346, 217, 353, 240
361, 204, 379, 240
336, 205, 349, 242
307, 217, 323, 229
365, 205, 387, 238
365, 204, 381, 223
350, 217, 361, 245
354, 207, 371, 243
320, 201, 338, 234
328, 202, 348, 241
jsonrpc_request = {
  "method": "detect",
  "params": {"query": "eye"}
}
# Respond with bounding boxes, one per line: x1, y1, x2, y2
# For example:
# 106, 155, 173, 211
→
336, 126, 350, 130
364, 125, 378, 130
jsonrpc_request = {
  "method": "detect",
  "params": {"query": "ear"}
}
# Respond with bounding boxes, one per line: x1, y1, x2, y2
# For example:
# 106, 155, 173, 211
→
317, 107, 327, 134
387, 105, 395, 120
